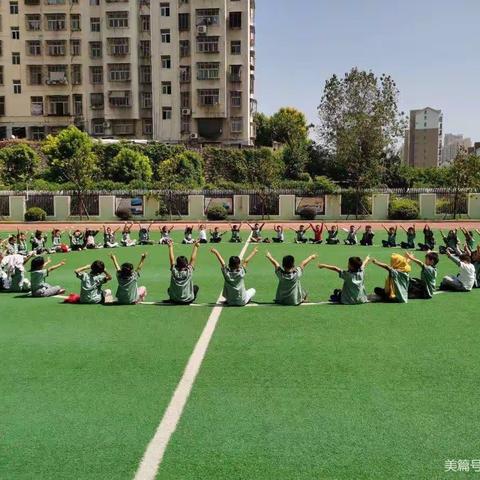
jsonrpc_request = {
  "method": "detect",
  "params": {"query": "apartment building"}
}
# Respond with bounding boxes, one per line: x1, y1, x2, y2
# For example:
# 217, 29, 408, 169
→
0, 0, 256, 145
441, 133, 472, 166
404, 107, 443, 168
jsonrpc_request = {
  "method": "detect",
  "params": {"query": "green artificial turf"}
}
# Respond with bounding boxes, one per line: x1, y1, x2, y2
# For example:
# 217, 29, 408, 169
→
0, 229, 479, 480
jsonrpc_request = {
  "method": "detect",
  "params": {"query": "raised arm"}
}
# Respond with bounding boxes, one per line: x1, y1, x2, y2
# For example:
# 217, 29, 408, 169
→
210, 248, 226, 268
48, 260, 66, 273
371, 258, 392, 272
382, 225, 389, 233
243, 247, 258, 267
104, 270, 112, 282
75, 264, 91, 275
404, 252, 424, 268
259, 223, 266, 231
300, 254, 317, 269
362, 255, 371, 269
401, 226, 408, 233
318, 263, 342, 274
136, 253, 147, 272
189, 241, 200, 268
266, 251, 280, 269
168, 241, 175, 267
113, 226, 120, 234
110, 254, 121, 272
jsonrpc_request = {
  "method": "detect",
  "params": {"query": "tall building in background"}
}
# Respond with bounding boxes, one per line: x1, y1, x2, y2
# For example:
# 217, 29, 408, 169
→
0, 0, 256, 145
441, 133, 472, 165
405, 107, 443, 168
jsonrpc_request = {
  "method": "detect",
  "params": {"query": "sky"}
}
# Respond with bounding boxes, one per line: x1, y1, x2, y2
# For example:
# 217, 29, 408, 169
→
255, 0, 480, 142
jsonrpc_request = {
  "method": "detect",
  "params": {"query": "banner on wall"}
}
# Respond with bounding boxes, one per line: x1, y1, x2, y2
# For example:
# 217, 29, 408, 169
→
295, 196, 326, 215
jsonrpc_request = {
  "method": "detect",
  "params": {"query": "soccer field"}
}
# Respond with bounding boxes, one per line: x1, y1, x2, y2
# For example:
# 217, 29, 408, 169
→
1, 229, 479, 480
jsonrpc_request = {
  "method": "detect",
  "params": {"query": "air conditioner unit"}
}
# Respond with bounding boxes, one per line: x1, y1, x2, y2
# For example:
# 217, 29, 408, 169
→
197, 25, 208, 35
190, 133, 199, 140
181, 108, 191, 116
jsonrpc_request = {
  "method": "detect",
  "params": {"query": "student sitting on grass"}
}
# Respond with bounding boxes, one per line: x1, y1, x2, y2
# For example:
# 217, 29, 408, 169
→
325, 225, 340, 244
0, 252, 33, 292
248, 222, 265, 243
229, 223, 242, 243
290, 225, 310, 244
31, 230, 48, 254
470, 245, 480, 288
372, 254, 411, 303
16, 230, 28, 256
121, 222, 137, 247
198, 224, 208, 244
309, 223, 324, 244
30, 256, 66, 297
360, 225, 375, 246
75, 260, 112, 304
51, 229, 69, 253
343, 225, 361, 245
439, 249, 475, 292
69, 229, 85, 251
272, 225, 285, 243
319, 255, 370, 305
439, 229, 459, 255
266, 251, 317, 306
6, 236, 17, 255
138, 222, 154, 245
85, 229, 103, 249
418, 224, 435, 251
381, 225, 398, 248
103, 226, 120, 248
182, 226, 195, 244
210, 226, 225, 244
110, 252, 147, 305
400, 225, 416, 249
159, 225, 174, 245
405, 251, 439, 299
461, 227, 476, 251
167, 240, 200, 305
210, 246, 258, 306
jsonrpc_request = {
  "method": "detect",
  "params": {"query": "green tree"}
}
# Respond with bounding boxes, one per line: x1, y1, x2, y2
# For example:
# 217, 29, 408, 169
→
0, 143, 40, 184
271, 107, 311, 145
253, 112, 273, 147
42, 126, 98, 217
282, 140, 310, 180
318, 68, 406, 216
111, 147, 153, 184
157, 150, 204, 190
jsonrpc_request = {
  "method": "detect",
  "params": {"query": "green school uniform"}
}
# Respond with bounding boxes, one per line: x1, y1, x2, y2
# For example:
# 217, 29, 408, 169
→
406, 232, 416, 247
11, 268, 30, 292
230, 230, 241, 242
17, 240, 28, 255
421, 265, 437, 299
139, 230, 150, 242
387, 232, 397, 246
389, 269, 410, 303
31, 269, 49, 293
274, 267, 306, 306
339, 270, 367, 305
77, 271, 107, 304
222, 266, 247, 306
71, 234, 84, 247
474, 262, 480, 288
467, 237, 476, 251
169, 266, 194, 303
116, 271, 139, 304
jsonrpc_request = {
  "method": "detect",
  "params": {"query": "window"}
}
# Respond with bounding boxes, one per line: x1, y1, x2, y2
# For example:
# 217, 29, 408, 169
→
160, 3, 170, 16
70, 39, 81, 56
70, 14, 81, 31
47, 40, 66, 56
139, 65, 151, 83
197, 36, 219, 53
108, 37, 129, 56
26, 14, 41, 31
140, 15, 150, 31
28, 65, 43, 85
178, 13, 189, 30
139, 40, 150, 57
91, 118, 105, 136
107, 11, 128, 28
0, 67, 3, 85
71, 64, 82, 85
90, 66, 103, 84
162, 81, 171, 95
231, 91, 241, 108
180, 91, 190, 108
31, 126, 45, 141
180, 66, 190, 82
197, 62, 219, 80
196, 8, 219, 25
31, 96, 43, 115
109, 91, 131, 108
73, 94, 82, 115
181, 117, 190, 134
161, 29, 170, 43
90, 17, 100, 32
27, 40, 41, 56
90, 0, 100, 5
108, 63, 130, 82
231, 40, 241, 55
0, 41, 2, 57
11, 26, 20, 39
46, 0, 65, 4
0, 97, 4, 116
231, 117, 243, 133
141, 92, 152, 108
46, 14, 66, 31
143, 119, 152, 136
10, 2, 19, 14
180, 40, 190, 57
47, 96, 69, 116
47, 65, 68, 84
13, 80, 21, 94
198, 89, 219, 106
12, 52, 20, 64
89, 41, 102, 58
162, 107, 172, 120
230, 64, 242, 82
161, 55, 171, 68
229, 12, 242, 28
90, 93, 104, 109
112, 120, 134, 135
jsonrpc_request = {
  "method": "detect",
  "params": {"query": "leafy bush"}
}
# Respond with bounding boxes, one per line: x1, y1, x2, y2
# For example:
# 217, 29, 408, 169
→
206, 204, 228, 221
25, 207, 46, 221
298, 207, 317, 221
388, 197, 419, 220
341, 191, 372, 216
115, 207, 132, 221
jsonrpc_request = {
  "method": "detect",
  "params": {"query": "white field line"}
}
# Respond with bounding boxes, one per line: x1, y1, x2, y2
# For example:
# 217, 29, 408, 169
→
133, 235, 252, 480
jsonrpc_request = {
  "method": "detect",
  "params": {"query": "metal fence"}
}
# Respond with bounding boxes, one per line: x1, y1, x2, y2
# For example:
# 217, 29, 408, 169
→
249, 193, 279, 216
160, 193, 189, 216
341, 192, 373, 216
436, 192, 468, 216
0, 195, 9, 217
26, 194, 54, 216
70, 194, 100, 217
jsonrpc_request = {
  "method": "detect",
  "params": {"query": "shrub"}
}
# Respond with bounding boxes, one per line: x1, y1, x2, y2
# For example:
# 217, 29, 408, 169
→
388, 197, 419, 220
299, 207, 317, 221
341, 191, 372, 216
115, 207, 132, 221
25, 207, 47, 222
206, 204, 228, 221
